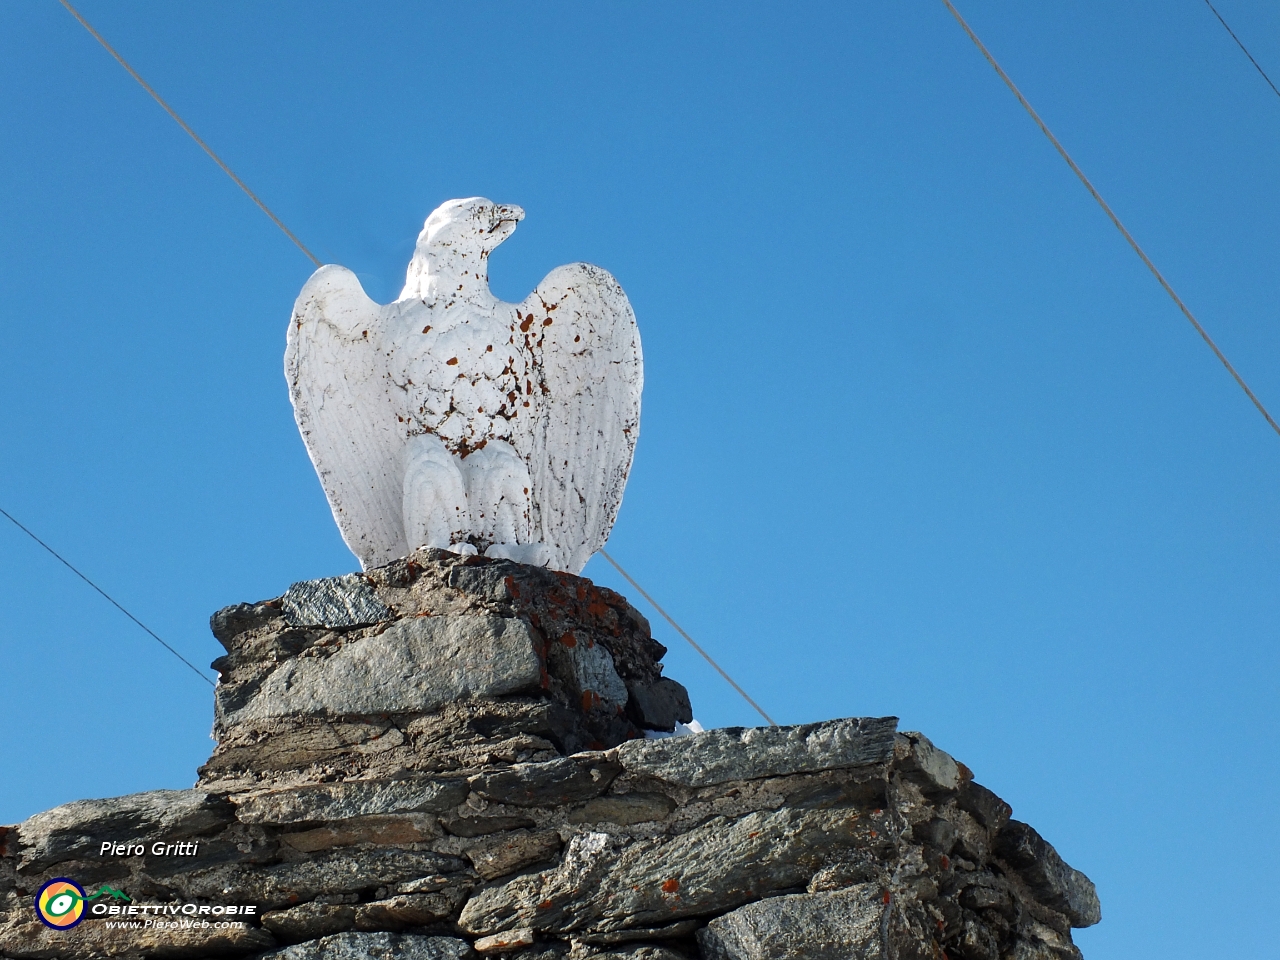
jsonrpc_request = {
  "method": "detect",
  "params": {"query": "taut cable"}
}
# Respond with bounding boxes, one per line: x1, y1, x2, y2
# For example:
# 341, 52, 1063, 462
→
58, 0, 323, 269
941, 0, 1280, 440
599, 549, 777, 726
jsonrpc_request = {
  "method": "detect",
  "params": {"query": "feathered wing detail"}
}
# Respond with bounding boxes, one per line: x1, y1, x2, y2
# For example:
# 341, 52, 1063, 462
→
285, 265, 409, 568
521, 263, 642, 573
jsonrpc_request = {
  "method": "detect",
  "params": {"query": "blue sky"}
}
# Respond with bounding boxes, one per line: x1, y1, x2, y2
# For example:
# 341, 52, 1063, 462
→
2, 2, 1278, 957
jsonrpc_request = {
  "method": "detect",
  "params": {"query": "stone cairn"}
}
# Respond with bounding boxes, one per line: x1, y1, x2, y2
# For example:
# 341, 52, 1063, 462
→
0, 549, 1099, 959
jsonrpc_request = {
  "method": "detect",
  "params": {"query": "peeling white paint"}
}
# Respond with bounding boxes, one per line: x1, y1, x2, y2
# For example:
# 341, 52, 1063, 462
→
285, 198, 642, 574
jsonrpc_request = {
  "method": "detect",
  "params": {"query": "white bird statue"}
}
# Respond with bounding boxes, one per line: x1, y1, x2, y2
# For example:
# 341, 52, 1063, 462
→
285, 197, 642, 575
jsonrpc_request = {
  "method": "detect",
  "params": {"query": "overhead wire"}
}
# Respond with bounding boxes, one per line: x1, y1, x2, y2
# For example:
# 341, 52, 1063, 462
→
0, 507, 215, 687
1202, 0, 1280, 104
940, 0, 1280, 441
48, 0, 777, 722
599, 550, 777, 726
57, 0, 322, 269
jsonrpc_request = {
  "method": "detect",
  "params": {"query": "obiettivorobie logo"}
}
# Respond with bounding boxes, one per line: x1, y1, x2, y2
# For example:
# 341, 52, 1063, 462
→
33, 876, 259, 934
34, 878, 131, 930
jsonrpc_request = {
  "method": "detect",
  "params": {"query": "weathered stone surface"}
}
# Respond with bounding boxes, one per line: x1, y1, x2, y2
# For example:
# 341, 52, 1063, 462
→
282, 814, 439, 852
282, 574, 395, 628
959, 780, 1014, 832
470, 756, 621, 807
259, 931, 477, 959
459, 807, 872, 936
355, 892, 466, 929
466, 830, 563, 880
614, 716, 899, 787
0, 909, 276, 959
566, 792, 675, 826
627, 678, 693, 732
222, 616, 543, 725
178, 849, 468, 909
397, 874, 459, 894
0, 559, 1097, 960
206, 551, 669, 778
564, 637, 628, 707
14, 789, 233, 871
474, 927, 536, 953
263, 901, 358, 941
896, 731, 962, 794
443, 815, 538, 838
235, 777, 470, 825
995, 820, 1101, 927
210, 600, 285, 649
201, 703, 564, 788
698, 885, 884, 959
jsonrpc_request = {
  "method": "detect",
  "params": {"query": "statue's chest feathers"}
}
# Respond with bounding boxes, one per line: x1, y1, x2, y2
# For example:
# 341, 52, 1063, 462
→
401, 309, 537, 439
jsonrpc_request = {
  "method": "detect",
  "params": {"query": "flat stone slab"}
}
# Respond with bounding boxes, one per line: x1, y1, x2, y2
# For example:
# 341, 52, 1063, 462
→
996, 819, 1102, 927
221, 615, 543, 724
614, 716, 899, 787
470, 756, 621, 808
259, 931, 476, 959
14, 789, 233, 872
177, 849, 468, 911
565, 638, 628, 707
459, 807, 871, 937
234, 777, 471, 826
698, 885, 884, 960
282, 574, 394, 628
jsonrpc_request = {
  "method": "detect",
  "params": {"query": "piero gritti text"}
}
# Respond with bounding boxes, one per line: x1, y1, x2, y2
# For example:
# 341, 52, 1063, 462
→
99, 840, 201, 857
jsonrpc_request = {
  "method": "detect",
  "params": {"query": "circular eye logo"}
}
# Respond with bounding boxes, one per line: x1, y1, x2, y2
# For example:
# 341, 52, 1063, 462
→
35, 878, 87, 930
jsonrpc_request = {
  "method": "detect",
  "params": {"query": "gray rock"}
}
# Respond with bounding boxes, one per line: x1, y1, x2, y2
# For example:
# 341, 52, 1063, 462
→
697, 885, 884, 959
615, 717, 899, 788
397, 874, 461, 894
180, 849, 468, 909
443, 815, 538, 838
470, 756, 622, 807
234, 777, 470, 826
474, 927, 536, 953
211, 601, 284, 647
566, 793, 676, 826
262, 901, 357, 941
896, 731, 962, 794
0, 907, 275, 958
280, 815, 440, 853
221, 615, 543, 725
15, 789, 233, 871
1007, 931, 1085, 960
257, 931, 476, 959
958, 780, 1013, 832
282, 574, 394, 628
355, 892, 467, 928
593, 949, 689, 960
912, 817, 961, 855
459, 806, 867, 936
995, 820, 1101, 928
466, 830, 563, 880
566, 637, 628, 707
584, 921, 700, 946
627, 678, 693, 732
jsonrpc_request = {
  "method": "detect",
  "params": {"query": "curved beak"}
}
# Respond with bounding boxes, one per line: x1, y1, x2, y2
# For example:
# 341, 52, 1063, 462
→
489, 204, 525, 232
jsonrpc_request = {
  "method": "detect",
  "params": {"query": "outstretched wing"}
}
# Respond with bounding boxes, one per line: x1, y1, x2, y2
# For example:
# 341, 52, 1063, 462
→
521, 263, 642, 574
286, 265, 408, 568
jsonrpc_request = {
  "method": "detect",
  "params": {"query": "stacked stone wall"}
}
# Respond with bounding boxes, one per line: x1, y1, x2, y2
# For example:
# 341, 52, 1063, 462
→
0, 551, 1098, 959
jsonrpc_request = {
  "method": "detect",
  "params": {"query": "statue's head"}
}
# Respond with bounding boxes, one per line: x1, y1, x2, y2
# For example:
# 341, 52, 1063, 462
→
400, 198, 525, 301
420, 197, 525, 260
